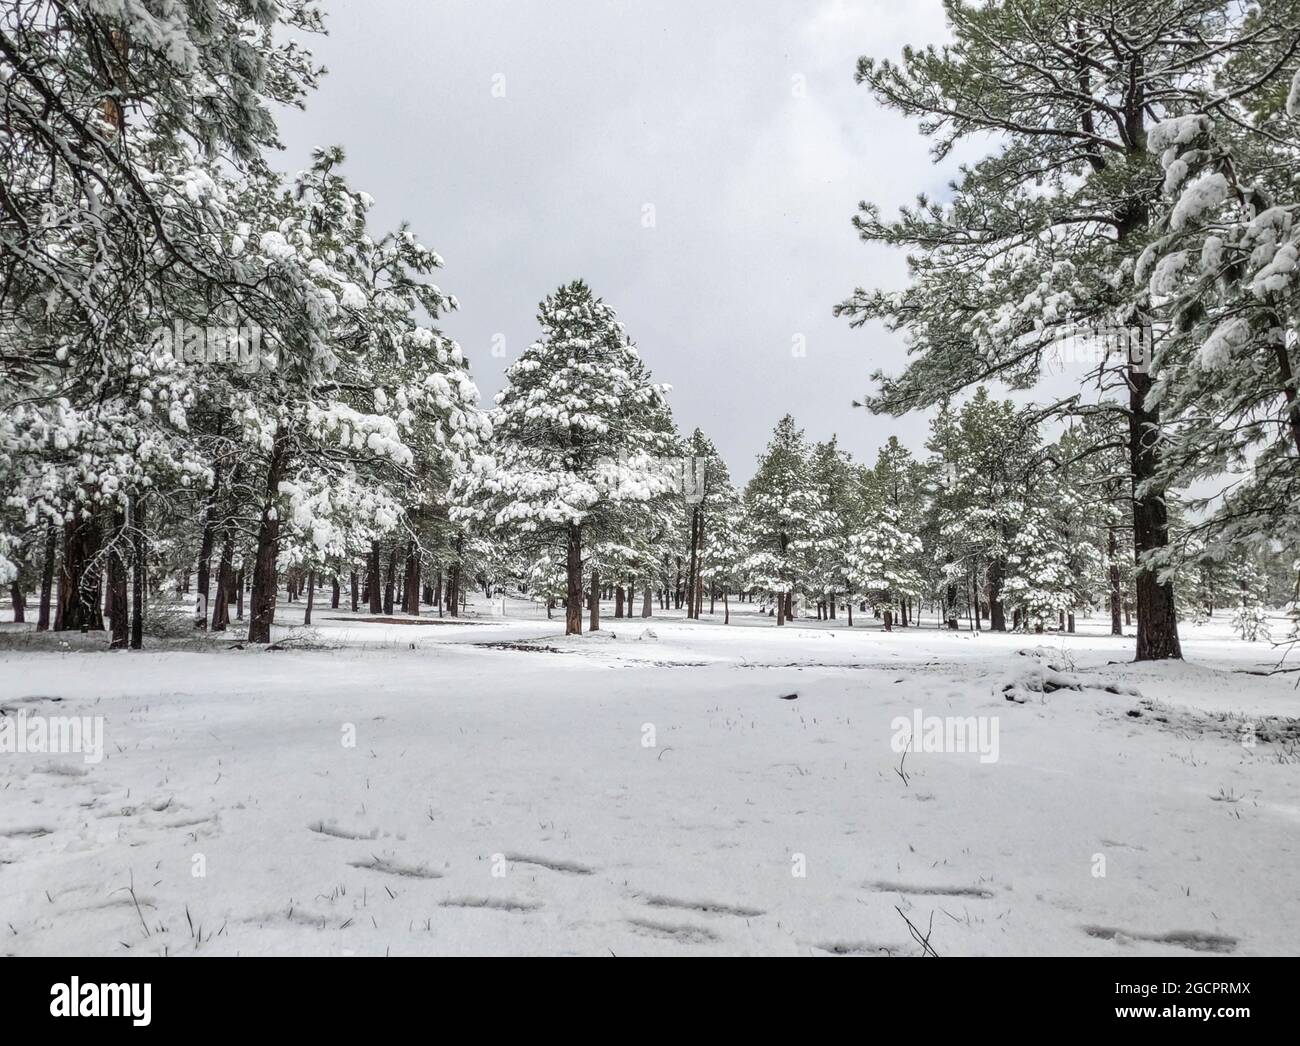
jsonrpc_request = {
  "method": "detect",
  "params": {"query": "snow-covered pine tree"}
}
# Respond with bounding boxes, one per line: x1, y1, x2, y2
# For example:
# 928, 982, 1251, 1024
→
740, 415, 824, 624
847, 500, 923, 631
0, 1, 325, 644
1138, 109, 1300, 573
808, 437, 858, 622
456, 280, 675, 635
836, 1, 1300, 660
681, 428, 735, 619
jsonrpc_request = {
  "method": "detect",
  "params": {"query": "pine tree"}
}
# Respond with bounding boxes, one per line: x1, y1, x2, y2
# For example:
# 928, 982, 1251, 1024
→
740, 416, 824, 624
835, 1, 1299, 659
457, 281, 675, 635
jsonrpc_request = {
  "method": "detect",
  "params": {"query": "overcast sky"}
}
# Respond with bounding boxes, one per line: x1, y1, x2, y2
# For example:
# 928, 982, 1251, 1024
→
275, 0, 960, 482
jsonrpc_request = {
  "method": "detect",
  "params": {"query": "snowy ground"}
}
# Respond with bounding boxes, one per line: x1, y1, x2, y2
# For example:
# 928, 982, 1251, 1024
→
1, 598, 1298, 956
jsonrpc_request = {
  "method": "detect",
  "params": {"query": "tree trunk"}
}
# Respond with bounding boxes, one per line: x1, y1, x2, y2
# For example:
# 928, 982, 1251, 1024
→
304, 570, 315, 625
987, 557, 1006, 631
350, 570, 359, 612
565, 523, 583, 635
37, 523, 56, 631
59, 514, 104, 632
614, 585, 625, 618
1108, 525, 1123, 636
724, 589, 730, 625
383, 545, 396, 615
367, 541, 382, 613
106, 512, 128, 648
641, 583, 652, 618
9, 579, 25, 624
130, 496, 145, 649
589, 567, 600, 632
331, 576, 340, 610
212, 534, 234, 631
883, 607, 893, 632
195, 467, 220, 631
248, 429, 291, 644
403, 541, 420, 615
1128, 369, 1182, 660
685, 507, 701, 619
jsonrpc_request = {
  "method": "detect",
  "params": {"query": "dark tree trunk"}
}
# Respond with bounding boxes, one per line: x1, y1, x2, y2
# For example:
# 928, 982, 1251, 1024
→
304, 570, 315, 625
9, 580, 24, 624
212, 534, 234, 631
130, 496, 145, 649
367, 541, 382, 614
641, 583, 652, 618
37, 523, 56, 631
331, 576, 340, 610
883, 608, 893, 632
1128, 369, 1182, 661
1108, 525, 1123, 636
59, 515, 104, 631
987, 557, 1006, 631
565, 523, 582, 635
195, 467, 220, 631
107, 512, 129, 648
383, 545, 396, 615
350, 570, 359, 612
248, 429, 291, 644
685, 507, 701, 620
589, 567, 600, 632
614, 585, 624, 618
403, 541, 420, 615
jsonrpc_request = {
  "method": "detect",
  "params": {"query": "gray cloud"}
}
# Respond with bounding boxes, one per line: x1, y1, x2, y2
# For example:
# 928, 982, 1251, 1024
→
275, 0, 957, 479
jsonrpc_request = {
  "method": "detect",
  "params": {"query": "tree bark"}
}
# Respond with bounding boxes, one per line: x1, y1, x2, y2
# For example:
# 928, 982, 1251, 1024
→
1128, 369, 1182, 660
987, 557, 1006, 631
685, 507, 701, 619
383, 545, 396, 615
304, 569, 315, 625
59, 514, 103, 631
248, 429, 291, 644
194, 465, 220, 631
212, 534, 234, 631
565, 523, 583, 635
107, 512, 129, 648
130, 496, 145, 649
367, 541, 382, 613
1108, 525, 1123, 635
641, 583, 652, 618
589, 567, 600, 632
37, 523, 56, 631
